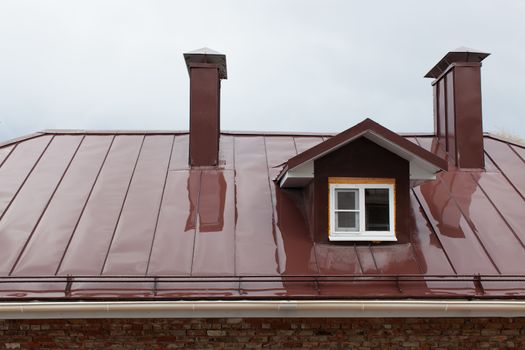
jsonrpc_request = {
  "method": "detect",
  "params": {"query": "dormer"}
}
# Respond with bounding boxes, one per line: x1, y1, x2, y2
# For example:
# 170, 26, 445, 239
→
277, 119, 447, 242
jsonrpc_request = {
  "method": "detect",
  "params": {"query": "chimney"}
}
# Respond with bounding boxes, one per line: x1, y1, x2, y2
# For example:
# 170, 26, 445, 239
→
184, 48, 227, 166
425, 47, 490, 169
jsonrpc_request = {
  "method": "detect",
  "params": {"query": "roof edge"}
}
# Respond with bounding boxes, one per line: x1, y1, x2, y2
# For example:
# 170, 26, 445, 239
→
484, 133, 525, 148
0, 132, 46, 148
34, 129, 438, 138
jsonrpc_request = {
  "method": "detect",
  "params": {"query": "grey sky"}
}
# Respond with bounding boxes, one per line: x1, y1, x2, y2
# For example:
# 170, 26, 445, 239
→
1, 1, 524, 141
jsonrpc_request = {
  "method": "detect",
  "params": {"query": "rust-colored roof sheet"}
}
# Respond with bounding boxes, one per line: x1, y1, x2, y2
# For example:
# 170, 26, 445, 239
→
0, 131, 524, 300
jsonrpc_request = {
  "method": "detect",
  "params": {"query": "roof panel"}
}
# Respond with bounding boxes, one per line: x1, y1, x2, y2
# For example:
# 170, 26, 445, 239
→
191, 170, 236, 276
371, 244, 421, 274
219, 135, 235, 170
57, 136, 144, 275
147, 170, 198, 276
511, 144, 525, 163
234, 137, 279, 275
102, 135, 174, 275
293, 136, 324, 154
315, 244, 362, 274
484, 138, 525, 199
355, 246, 378, 274
414, 182, 499, 275
0, 135, 52, 217
11, 136, 114, 276
168, 135, 189, 171
0, 135, 83, 275
273, 184, 319, 275
440, 171, 525, 274
474, 172, 525, 246
264, 136, 319, 275
0, 145, 14, 167
408, 191, 455, 275
415, 136, 449, 161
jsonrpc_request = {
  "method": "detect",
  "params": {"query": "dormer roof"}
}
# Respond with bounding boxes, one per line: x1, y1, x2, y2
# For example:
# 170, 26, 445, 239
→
277, 118, 448, 188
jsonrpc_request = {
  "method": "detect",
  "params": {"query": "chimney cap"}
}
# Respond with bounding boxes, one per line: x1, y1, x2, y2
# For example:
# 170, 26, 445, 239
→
424, 47, 490, 79
184, 47, 227, 79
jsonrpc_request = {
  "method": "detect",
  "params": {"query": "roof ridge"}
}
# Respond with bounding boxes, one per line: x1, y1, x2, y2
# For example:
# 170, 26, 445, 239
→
31, 129, 437, 138
484, 133, 525, 148
0, 132, 46, 148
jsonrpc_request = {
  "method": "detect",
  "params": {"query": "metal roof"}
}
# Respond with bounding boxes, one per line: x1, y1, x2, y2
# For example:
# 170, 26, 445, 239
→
0, 131, 524, 300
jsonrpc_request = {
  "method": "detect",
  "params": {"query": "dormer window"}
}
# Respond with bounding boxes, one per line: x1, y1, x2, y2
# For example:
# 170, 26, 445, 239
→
329, 178, 395, 241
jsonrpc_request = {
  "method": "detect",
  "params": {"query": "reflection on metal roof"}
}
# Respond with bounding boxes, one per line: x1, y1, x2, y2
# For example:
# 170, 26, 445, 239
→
0, 131, 524, 300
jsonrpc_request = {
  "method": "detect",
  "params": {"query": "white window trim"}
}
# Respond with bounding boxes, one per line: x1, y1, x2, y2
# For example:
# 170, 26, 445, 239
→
329, 182, 396, 241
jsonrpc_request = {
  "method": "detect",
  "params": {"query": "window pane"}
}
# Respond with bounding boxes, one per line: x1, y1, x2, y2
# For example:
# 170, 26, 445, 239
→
335, 189, 358, 210
335, 212, 359, 232
365, 189, 390, 231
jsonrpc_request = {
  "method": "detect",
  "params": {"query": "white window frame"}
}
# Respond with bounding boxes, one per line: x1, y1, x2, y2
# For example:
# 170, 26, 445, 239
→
329, 182, 396, 241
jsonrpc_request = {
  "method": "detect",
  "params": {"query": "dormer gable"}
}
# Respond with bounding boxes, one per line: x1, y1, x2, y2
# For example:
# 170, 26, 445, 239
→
277, 118, 447, 188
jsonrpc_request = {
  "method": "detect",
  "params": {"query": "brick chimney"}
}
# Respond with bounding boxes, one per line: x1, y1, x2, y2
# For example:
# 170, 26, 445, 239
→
425, 47, 490, 169
184, 48, 227, 166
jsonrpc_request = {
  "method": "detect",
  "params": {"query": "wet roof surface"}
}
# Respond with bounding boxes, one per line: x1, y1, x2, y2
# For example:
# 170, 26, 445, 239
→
0, 131, 524, 300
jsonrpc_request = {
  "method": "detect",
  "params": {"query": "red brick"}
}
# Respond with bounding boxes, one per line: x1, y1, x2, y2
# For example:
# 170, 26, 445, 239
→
1, 318, 525, 349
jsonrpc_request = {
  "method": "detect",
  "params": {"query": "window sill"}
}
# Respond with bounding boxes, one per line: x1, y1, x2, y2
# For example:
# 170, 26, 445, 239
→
329, 232, 397, 242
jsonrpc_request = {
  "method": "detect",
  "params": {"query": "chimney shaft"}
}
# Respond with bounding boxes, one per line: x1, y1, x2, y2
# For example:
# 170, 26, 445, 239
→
425, 48, 490, 169
184, 48, 227, 166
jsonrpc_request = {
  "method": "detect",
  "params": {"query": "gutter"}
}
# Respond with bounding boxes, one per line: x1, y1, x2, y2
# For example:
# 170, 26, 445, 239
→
1, 300, 525, 319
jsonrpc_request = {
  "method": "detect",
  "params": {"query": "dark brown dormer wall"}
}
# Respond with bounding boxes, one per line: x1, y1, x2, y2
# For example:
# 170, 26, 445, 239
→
311, 137, 410, 243
425, 48, 490, 169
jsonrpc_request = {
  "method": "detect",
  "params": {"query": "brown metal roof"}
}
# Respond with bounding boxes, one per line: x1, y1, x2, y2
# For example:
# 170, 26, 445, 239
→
0, 131, 525, 300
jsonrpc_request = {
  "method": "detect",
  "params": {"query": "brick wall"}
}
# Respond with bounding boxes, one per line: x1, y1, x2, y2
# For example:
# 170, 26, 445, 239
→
0, 317, 524, 349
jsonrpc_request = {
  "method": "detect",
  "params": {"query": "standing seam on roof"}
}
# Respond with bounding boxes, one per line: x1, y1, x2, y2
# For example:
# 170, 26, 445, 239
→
407, 138, 438, 275
509, 144, 525, 165
100, 136, 146, 275
368, 244, 379, 273
290, 136, 321, 276
353, 244, 364, 274
262, 136, 282, 275
484, 150, 525, 203
189, 170, 203, 276
0, 136, 54, 223
54, 136, 115, 275
145, 135, 176, 276
9, 136, 86, 276
408, 243, 425, 275
411, 188, 458, 275
292, 137, 298, 155
232, 137, 237, 278
0, 144, 17, 169
436, 177, 501, 275
473, 173, 525, 249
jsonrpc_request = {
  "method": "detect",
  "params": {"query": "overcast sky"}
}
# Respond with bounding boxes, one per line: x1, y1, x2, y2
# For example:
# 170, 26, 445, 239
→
0, 1, 524, 141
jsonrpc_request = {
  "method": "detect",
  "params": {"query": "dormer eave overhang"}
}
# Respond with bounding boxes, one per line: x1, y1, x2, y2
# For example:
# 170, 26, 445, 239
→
277, 118, 448, 188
